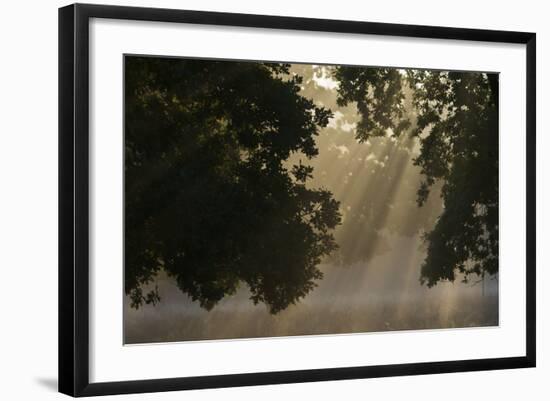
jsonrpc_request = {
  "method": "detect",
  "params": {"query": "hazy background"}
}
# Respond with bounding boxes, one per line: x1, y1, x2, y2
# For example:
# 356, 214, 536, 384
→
124, 64, 498, 344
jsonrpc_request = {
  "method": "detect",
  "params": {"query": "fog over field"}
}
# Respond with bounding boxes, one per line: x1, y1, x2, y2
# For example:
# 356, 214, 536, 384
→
125, 241, 497, 343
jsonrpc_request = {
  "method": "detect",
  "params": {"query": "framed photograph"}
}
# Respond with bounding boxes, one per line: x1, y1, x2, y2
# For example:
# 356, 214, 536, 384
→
59, 3, 536, 397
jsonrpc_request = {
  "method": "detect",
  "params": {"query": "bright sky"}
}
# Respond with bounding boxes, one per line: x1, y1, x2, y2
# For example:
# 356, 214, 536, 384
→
311, 65, 339, 90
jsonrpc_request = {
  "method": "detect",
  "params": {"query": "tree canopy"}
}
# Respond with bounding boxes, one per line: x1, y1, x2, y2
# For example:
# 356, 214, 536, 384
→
125, 57, 341, 314
334, 66, 499, 286
125, 57, 499, 315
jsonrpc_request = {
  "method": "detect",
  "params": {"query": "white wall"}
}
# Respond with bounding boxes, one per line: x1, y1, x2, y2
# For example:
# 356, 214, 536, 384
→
0, 0, 547, 399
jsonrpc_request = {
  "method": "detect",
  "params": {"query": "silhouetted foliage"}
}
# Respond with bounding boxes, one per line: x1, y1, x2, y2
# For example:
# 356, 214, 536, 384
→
125, 57, 341, 314
335, 67, 411, 140
334, 67, 498, 285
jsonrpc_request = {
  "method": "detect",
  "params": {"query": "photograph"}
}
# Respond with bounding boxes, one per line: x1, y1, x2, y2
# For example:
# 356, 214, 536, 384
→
123, 55, 499, 344
0, 0, 541, 398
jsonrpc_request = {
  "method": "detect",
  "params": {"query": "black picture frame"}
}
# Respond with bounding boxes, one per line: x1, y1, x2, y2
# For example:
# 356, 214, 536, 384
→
59, 3, 536, 397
